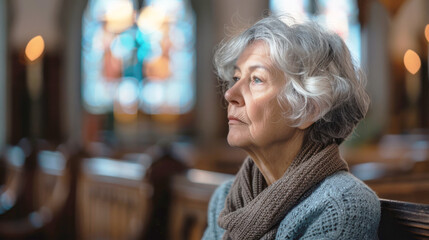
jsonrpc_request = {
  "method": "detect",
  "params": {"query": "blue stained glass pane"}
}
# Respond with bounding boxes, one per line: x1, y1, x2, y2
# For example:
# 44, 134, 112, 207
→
110, 32, 135, 59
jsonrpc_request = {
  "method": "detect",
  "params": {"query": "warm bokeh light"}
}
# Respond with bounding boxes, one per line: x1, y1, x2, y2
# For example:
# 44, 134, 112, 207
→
104, 0, 134, 33
114, 77, 139, 123
25, 35, 45, 61
403, 49, 421, 74
137, 6, 166, 32
425, 24, 429, 42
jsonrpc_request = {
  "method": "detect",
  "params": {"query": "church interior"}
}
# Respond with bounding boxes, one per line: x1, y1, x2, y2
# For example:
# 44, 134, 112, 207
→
0, 0, 429, 239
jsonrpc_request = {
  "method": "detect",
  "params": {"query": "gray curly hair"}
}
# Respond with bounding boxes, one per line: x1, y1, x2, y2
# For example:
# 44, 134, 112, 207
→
214, 15, 370, 145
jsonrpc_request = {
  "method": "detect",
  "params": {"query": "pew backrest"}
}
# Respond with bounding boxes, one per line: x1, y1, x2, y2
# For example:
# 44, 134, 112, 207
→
77, 157, 152, 240
378, 199, 429, 239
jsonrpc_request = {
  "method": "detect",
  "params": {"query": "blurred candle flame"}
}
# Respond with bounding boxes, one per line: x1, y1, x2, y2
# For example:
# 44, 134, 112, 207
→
25, 35, 45, 62
403, 49, 421, 74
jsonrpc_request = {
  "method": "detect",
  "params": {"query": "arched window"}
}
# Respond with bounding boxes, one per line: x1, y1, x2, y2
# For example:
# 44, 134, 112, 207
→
82, 0, 196, 118
82, 0, 138, 114
270, 0, 361, 63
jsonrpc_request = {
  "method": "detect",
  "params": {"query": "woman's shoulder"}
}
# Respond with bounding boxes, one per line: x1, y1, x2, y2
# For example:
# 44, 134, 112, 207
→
202, 179, 235, 240
314, 171, 380, 219
209, 179, 235, 212
276, 171, 380, 239
214, 179, 235, 198
321, 171, 379, 201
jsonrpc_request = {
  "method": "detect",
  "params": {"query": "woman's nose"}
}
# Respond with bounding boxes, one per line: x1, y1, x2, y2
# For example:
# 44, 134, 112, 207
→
224, 82, 244, 106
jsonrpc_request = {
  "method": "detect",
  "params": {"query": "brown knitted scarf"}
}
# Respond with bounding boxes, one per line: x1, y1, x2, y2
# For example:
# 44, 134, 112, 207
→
218, 142, 348, 240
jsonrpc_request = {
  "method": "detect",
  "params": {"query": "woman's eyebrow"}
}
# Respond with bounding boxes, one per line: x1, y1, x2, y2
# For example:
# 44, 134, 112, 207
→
233, 64, 271, 72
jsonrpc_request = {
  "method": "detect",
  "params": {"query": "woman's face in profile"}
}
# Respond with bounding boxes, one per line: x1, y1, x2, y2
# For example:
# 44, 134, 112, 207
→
225, 41, 300, 150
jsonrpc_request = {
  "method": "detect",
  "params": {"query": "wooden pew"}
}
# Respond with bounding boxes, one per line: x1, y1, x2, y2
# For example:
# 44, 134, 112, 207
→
378, 199, 429, 239
34, 150, 69, 212
365, 173, 429, 204
0, 138, 54, 220
77, 157, 152, 240
350, 159, 429, 204
142, 145, 187, 240
0, 145, 26, 216
0, 139, 73, 239
34, 147, 75, 240
169, 169, 234, 240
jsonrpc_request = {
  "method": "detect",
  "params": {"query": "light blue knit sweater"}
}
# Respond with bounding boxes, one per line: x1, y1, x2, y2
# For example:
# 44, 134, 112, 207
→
203, 171, 380, 239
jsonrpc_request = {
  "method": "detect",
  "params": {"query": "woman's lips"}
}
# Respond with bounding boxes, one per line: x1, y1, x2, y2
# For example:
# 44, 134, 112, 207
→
228, 116, 245, 124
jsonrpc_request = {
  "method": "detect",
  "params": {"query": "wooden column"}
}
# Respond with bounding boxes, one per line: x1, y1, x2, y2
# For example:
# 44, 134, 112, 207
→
0, 0, 7, 150
61, 0, 88, 148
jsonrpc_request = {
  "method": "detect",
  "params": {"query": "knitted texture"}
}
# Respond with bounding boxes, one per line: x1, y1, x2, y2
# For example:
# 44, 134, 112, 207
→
218, 142, 348, 240
202, 171, 380, 240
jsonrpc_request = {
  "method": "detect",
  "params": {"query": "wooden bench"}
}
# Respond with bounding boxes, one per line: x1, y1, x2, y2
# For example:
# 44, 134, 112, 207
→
365, 173, 429, 204
169, 169, 234, 240
0, 140, 73, 239
379, 199, 429, 239
77, 157, 153, 240
0, 145, 26, 216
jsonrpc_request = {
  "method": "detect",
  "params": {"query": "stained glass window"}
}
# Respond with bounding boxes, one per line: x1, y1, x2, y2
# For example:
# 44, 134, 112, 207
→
137, 0, 196, 114
270, 0, 361, 63
82, 0, 196, 116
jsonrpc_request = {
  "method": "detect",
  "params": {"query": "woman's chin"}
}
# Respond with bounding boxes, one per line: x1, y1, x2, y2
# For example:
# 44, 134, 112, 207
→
227, 135, 247, 148
227, 141, 239, 147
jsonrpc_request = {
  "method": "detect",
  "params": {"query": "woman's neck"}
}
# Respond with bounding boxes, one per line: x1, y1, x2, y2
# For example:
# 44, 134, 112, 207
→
246, 132, 305, 185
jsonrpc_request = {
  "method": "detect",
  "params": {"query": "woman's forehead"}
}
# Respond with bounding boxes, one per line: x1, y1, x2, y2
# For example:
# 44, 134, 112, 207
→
236, 42, 271, 66
243, 40, 270, 56
234, 41, 283, 75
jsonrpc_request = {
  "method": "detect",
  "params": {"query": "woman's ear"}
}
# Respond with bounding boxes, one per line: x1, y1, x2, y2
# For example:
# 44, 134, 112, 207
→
298, 120, 314, 130
298, 105, 319, 130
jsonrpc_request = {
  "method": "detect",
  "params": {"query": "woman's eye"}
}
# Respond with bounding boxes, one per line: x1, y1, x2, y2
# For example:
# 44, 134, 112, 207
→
232, 76, 240, 82
253, 77, 263, 84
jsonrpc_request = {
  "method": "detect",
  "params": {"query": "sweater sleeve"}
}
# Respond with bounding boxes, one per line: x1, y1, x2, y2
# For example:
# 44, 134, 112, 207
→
299, 181, 381, 240
202, 180, 233, 240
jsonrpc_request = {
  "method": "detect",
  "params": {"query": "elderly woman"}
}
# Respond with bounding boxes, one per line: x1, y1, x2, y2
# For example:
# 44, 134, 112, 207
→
203, 15, 380, 240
